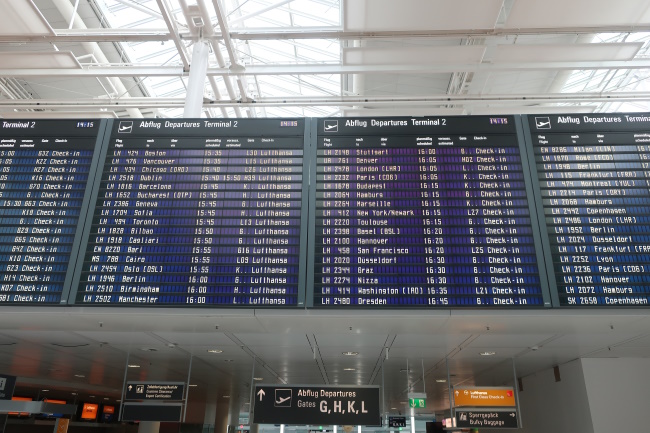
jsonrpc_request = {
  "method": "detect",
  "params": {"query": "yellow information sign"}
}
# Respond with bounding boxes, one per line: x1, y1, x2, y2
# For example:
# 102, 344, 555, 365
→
453, 387, 516, 407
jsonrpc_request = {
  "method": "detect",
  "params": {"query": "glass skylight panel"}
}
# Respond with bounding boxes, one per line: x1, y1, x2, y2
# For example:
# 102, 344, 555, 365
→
561, 33, 650, 100
226, 0, 340, 29
92, 0, 343, 117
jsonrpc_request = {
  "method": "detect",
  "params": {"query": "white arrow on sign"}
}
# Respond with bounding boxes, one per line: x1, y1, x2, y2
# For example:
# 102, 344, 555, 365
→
257, 389, 266, 401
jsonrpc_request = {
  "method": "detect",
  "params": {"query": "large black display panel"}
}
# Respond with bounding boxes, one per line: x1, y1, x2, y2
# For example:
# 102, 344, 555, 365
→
526, 113, 650, 307
73, 119, 308, 306
309, 116, 549, 307
0, 119, 103, 304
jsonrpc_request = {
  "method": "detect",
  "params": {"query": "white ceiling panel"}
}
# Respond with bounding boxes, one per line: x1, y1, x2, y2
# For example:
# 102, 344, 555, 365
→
0, 51, 80, 69
362, 74, 452, 96
343, 108, 466, 116
544, 332, 648, 349
0, 110, 118, 118
469, 334, 557, 349
493, 43, 643, 63
469, 106, 597, 115
0, 0, 54, 35
313, 333, 391, 348
392, 334, 472, 348
345, 0, 504, 31
482, 71, 559, 94
505, 0, 650, 28
343, 46, 486, 66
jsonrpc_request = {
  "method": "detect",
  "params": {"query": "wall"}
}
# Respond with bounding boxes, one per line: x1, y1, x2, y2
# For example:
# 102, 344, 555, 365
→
492, 358, 594, 433
581, 358, 650, 433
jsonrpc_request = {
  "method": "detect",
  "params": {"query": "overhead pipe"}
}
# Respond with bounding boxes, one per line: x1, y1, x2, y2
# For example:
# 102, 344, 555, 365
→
49, 0, 142, 117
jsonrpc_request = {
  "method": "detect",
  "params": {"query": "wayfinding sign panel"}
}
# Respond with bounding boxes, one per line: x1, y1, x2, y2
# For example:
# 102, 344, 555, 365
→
453, 387, 516, 407
455, 410, 518, 429
125, 382, 185, 401
253, 385, 380, 425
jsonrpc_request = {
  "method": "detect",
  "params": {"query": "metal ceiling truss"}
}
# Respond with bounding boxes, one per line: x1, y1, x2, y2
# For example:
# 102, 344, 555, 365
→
4, 26, 650, 43
3, 59, 650, 78
2, 91, 647, 110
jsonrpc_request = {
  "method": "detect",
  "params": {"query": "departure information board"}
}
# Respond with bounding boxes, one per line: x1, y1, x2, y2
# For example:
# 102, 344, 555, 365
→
527, 113, 650, 307
74, 119, 307, 307
0, 119, 102, 304
310, 116, 548, 307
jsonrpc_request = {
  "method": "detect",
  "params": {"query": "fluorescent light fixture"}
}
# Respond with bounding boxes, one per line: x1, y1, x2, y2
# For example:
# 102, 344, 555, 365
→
480, 351, 496, 356
74, 374, 85, 378
253, 377, 264, 381
342, 351, 359, 356
207, 349, 223, 354
436, 379, 447, 383
127, 364, 140, 368
344, 368, 356, 371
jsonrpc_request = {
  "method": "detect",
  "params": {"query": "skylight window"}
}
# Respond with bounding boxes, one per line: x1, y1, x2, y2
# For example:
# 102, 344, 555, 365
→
95, 0, 342, 118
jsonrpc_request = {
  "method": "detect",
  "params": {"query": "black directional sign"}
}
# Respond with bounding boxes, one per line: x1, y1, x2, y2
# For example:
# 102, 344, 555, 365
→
253, 385, 380, 426
388, 416, 407, 427
455, 410, 518, 429
121, 403, 183, 422
125, 382, 185, 401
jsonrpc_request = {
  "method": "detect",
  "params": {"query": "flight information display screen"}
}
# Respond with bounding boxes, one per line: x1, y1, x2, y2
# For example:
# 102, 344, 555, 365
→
0, 119, 102, 304
528, 113, 650, 307
310, 116, 547, 307
74, 119, 307, 307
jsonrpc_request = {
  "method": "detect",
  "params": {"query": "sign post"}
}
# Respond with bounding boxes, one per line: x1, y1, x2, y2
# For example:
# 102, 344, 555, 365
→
253, 385, 380, 426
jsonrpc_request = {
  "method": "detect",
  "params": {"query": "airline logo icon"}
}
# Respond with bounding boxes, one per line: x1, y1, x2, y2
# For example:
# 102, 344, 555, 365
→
535, 117, 551, 129
324, 120, 338, 132
118, 121, 133, 133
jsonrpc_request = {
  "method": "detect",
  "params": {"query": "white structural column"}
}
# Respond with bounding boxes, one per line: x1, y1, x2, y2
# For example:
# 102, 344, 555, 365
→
184, 40, 210, 117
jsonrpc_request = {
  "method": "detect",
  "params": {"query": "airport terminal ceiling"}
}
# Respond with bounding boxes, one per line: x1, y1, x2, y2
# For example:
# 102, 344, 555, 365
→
1, 0, 650, 427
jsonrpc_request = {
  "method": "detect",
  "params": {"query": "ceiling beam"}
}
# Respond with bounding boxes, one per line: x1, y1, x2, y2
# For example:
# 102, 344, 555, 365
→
0, 92, 647, 109
1, 25, 650, 43
228, 26, 650, 40
155, 0, 190, 70
2, 59, 650, 77
0, 29, 171, 43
